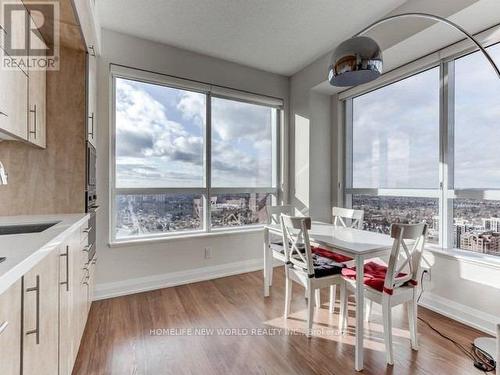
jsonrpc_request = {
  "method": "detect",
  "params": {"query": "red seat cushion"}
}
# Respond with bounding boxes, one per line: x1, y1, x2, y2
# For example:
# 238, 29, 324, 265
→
341, 261, 414, 294
311, 247, 353, 263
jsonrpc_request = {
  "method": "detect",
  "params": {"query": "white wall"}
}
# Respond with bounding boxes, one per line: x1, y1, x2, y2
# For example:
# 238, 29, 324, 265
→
289, 56, 332, 222
94, 29, 289, 299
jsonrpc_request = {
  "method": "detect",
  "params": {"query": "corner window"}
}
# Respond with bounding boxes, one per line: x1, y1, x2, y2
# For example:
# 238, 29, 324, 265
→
112, 72, 280, 242
345, 43, 500, 257
347, 67, 440, 244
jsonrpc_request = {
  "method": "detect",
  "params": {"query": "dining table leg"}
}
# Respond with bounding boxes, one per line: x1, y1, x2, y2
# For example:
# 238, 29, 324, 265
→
355, 255, 365, 371
263, 227, 270, 297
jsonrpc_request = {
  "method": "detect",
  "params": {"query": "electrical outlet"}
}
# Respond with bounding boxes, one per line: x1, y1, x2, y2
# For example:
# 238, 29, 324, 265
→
204, 247, 212, 259
422, 269, 431, 282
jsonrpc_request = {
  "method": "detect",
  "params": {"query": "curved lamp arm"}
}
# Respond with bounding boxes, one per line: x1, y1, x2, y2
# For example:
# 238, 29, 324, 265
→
355, 12, 500, 79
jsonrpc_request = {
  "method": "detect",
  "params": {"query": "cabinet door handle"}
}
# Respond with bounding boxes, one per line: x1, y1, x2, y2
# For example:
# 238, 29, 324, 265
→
83, 244, 93, 253
25, 275, 40, 345
60, 246, 69, 291
83, 226, 93, 234
88, 113, 94, 138
29, 105, 37, 139
0, 321, 8, 335
0, 111, 7, 117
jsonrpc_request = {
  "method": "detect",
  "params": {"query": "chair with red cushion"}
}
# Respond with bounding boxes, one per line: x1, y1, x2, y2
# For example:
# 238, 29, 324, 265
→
280, 215, 348, 337
316, 207, 364, 314
340, 223, 428, 365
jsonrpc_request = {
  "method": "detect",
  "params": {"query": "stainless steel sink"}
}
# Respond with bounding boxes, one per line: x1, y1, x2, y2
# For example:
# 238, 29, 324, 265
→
0, 222, 59, 235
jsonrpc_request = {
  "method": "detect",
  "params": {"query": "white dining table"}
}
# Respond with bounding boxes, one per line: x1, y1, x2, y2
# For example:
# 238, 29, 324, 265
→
263, 221, 395, 372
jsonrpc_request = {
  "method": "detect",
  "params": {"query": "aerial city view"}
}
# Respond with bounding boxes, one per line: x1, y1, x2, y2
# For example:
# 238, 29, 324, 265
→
116, 194, 500, 257
352, 195, 500, 256
115, 193, 270, 238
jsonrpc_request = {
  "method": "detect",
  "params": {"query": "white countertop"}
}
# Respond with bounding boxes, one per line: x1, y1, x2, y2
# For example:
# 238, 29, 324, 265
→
0, 213, 90, 295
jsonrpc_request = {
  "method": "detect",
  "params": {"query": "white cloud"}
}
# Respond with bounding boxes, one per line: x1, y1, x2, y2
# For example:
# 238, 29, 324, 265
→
115, 79, 275, 188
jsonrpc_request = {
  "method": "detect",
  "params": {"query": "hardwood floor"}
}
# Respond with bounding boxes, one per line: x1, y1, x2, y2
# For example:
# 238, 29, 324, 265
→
73, 267, 487, 375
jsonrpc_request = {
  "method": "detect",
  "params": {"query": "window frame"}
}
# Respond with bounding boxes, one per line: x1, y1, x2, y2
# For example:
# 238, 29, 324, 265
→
110, 66, 282, 244
343, 43, 500, 256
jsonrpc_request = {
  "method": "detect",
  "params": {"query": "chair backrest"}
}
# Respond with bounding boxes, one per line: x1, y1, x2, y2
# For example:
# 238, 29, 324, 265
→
332, 207, 364, 229
266, 205, 295, 224
383, 223, 428, 295
280, 215, 314, 276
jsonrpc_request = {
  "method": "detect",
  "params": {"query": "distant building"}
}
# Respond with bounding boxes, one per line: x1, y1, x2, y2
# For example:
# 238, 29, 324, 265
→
483, 217, 500, 232
460, 231, 500, 253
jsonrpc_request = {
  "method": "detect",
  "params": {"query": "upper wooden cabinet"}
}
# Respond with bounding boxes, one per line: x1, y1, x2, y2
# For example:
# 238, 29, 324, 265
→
0, 64, 28, 140
0, 0, 47, 147
87, 51, 97, 146
28, 53, 47, 148
0, 279, 22, 375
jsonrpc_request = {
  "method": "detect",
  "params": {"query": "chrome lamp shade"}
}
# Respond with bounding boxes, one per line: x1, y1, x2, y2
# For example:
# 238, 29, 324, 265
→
328, 36, 383, 87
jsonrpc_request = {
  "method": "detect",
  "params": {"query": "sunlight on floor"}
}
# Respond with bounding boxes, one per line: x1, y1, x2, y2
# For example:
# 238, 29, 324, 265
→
264, 301, 412, 353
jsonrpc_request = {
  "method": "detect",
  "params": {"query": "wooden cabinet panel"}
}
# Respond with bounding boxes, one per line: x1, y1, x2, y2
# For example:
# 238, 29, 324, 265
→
0, 65, 28, 140
59, 242, 73, 375
86, 52, 96, 146
28, 53, 47, 148
22, 249, 59, 375
0, 279, 22, 375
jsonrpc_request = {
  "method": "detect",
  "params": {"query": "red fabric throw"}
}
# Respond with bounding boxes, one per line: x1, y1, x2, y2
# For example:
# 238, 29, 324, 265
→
341, 261, 416, 294
311, 246, 353, 263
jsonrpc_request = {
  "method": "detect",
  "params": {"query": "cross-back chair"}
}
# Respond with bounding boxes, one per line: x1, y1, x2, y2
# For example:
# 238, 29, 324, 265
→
341, 222, 428, 365
281, 215, 347, 337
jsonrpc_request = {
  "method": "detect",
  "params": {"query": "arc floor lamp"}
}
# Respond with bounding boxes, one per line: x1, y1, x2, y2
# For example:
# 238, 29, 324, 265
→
328, 12, 500, 374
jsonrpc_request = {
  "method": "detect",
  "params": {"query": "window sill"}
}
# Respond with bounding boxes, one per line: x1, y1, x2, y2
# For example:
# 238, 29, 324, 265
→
425, 244, 500, 269
109, 226, 265, 248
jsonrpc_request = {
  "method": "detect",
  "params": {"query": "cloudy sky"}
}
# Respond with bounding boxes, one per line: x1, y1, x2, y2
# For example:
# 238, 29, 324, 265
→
115, 78, 275, 188
352, 43, 500, 190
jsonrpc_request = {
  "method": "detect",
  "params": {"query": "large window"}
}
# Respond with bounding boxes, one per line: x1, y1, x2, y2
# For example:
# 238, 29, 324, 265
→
345, 43, 500, 256
348, 67, 440, 243
112, 70, 280, 242
452, 43, 500, 255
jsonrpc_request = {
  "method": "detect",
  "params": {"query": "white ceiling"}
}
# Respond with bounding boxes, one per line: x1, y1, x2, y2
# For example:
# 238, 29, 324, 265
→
96, 0, 408, 76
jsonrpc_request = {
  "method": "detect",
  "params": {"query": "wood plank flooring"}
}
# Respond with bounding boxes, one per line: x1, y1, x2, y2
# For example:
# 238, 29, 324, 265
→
73, 267, 488, 375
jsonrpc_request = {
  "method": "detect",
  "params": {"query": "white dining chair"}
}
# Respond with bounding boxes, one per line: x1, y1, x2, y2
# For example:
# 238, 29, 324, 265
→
266, 205, 296, 287
281, 215, 347, 337
332, 206, 364, 229
267, 206, 326, 307
324, 207, 365, 314
340, 222, 428, 365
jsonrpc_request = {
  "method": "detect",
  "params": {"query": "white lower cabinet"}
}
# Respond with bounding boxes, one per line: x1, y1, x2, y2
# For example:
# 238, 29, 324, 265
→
59, 221, 94, 375
0, 280, 22, 375
22, 248, 59, 375
0, 219, 94, 375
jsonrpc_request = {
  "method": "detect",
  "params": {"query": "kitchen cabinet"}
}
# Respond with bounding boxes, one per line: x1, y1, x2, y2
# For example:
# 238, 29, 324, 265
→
0, 64, 28, 140
0, 0, 47, 147
59, 240, 74, 375
28, 51, 47, 148
86, 51, 97, 146
0, 280, 22, 375
59, 222, 92, 375
0, 0, 28, 140
22, 248, 59, 375
0, 218, 92, 375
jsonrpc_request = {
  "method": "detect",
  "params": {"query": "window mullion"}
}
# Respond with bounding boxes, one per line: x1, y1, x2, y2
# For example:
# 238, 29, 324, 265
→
439, 61, 455, 249
205, 93, 212, 232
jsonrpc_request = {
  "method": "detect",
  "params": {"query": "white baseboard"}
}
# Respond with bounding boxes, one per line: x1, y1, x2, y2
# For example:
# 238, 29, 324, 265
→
419, 291, 498, 336
93, 258, 265, 301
